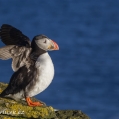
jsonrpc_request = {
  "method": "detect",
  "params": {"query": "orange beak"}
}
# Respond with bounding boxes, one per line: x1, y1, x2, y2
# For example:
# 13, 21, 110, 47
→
48, 40, 59, 50
52, 40, 59, 50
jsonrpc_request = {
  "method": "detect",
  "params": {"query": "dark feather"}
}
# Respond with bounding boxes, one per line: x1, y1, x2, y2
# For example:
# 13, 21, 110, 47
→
0, 24, 31, 47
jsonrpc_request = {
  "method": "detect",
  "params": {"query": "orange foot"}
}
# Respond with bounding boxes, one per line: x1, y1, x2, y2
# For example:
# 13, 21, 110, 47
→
26, 97, 43, 107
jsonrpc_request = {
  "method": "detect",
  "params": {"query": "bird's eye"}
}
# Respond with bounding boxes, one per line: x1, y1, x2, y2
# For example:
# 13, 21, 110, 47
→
44, 40, 46, 43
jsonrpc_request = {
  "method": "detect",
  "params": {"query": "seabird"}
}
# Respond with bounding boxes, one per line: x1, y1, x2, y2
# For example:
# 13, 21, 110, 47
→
0, 24, 59, 106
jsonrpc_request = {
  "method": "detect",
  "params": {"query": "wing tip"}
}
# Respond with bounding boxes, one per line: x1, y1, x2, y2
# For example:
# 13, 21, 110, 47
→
0, 24, 31, 47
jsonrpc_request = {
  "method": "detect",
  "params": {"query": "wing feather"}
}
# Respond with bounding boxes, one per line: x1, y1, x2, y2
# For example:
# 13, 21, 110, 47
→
0, 24, 33, 71
0, 24, 31, 47
0, 45, 14, 60
0, 45, 32, 71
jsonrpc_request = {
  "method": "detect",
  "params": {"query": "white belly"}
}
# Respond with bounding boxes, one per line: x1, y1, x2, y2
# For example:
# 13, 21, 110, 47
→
28, 52, 54, 97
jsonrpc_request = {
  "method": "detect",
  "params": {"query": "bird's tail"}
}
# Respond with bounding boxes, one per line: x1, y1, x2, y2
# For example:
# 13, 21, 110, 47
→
0, 90, 7, 97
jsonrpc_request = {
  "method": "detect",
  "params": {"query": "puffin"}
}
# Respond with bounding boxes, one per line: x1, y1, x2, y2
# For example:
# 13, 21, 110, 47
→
0, 24, 59, 106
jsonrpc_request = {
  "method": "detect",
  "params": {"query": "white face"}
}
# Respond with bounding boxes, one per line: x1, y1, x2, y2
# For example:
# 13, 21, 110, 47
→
35, 38, 53, 51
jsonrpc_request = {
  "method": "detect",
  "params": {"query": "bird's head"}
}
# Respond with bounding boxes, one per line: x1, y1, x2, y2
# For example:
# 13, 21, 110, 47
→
32, 35, 59, 51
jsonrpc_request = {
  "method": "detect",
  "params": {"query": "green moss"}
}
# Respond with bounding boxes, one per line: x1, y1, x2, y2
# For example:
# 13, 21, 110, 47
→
55, 110, 90, 119
0, 98, 55, 118
0, 115, 26, 119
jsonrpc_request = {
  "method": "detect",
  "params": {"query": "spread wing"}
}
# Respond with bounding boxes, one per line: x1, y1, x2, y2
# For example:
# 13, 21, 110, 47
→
0, 45, 32, 71
0, 24, 31, 47
0, 24, 32, 71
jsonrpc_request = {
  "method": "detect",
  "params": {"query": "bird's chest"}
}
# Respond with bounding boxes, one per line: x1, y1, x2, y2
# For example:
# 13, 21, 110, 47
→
34, 53, 54, 92
36, 59, 54, 84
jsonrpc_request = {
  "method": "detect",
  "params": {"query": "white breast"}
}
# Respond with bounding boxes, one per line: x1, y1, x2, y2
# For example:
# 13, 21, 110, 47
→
28, 52, 54, 97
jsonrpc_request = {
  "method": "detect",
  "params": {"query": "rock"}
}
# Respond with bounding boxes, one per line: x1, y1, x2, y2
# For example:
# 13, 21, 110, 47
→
0, 82, 90, 119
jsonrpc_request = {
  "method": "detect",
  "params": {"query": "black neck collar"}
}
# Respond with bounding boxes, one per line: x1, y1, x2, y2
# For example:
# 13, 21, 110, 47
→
31, 39, 46, 60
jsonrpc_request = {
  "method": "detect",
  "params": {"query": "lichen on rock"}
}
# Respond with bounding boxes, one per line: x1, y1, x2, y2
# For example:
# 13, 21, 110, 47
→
0, 82, 90, 119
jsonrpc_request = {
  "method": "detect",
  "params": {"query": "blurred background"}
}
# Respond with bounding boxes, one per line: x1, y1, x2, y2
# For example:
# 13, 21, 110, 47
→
0, 0, 119, 119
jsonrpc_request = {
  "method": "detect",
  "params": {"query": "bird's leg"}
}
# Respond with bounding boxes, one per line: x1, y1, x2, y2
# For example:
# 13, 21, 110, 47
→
26, 97, 43, 106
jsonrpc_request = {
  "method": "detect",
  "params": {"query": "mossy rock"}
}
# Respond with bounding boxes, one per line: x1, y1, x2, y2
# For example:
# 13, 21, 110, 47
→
0, 82, 90, 119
